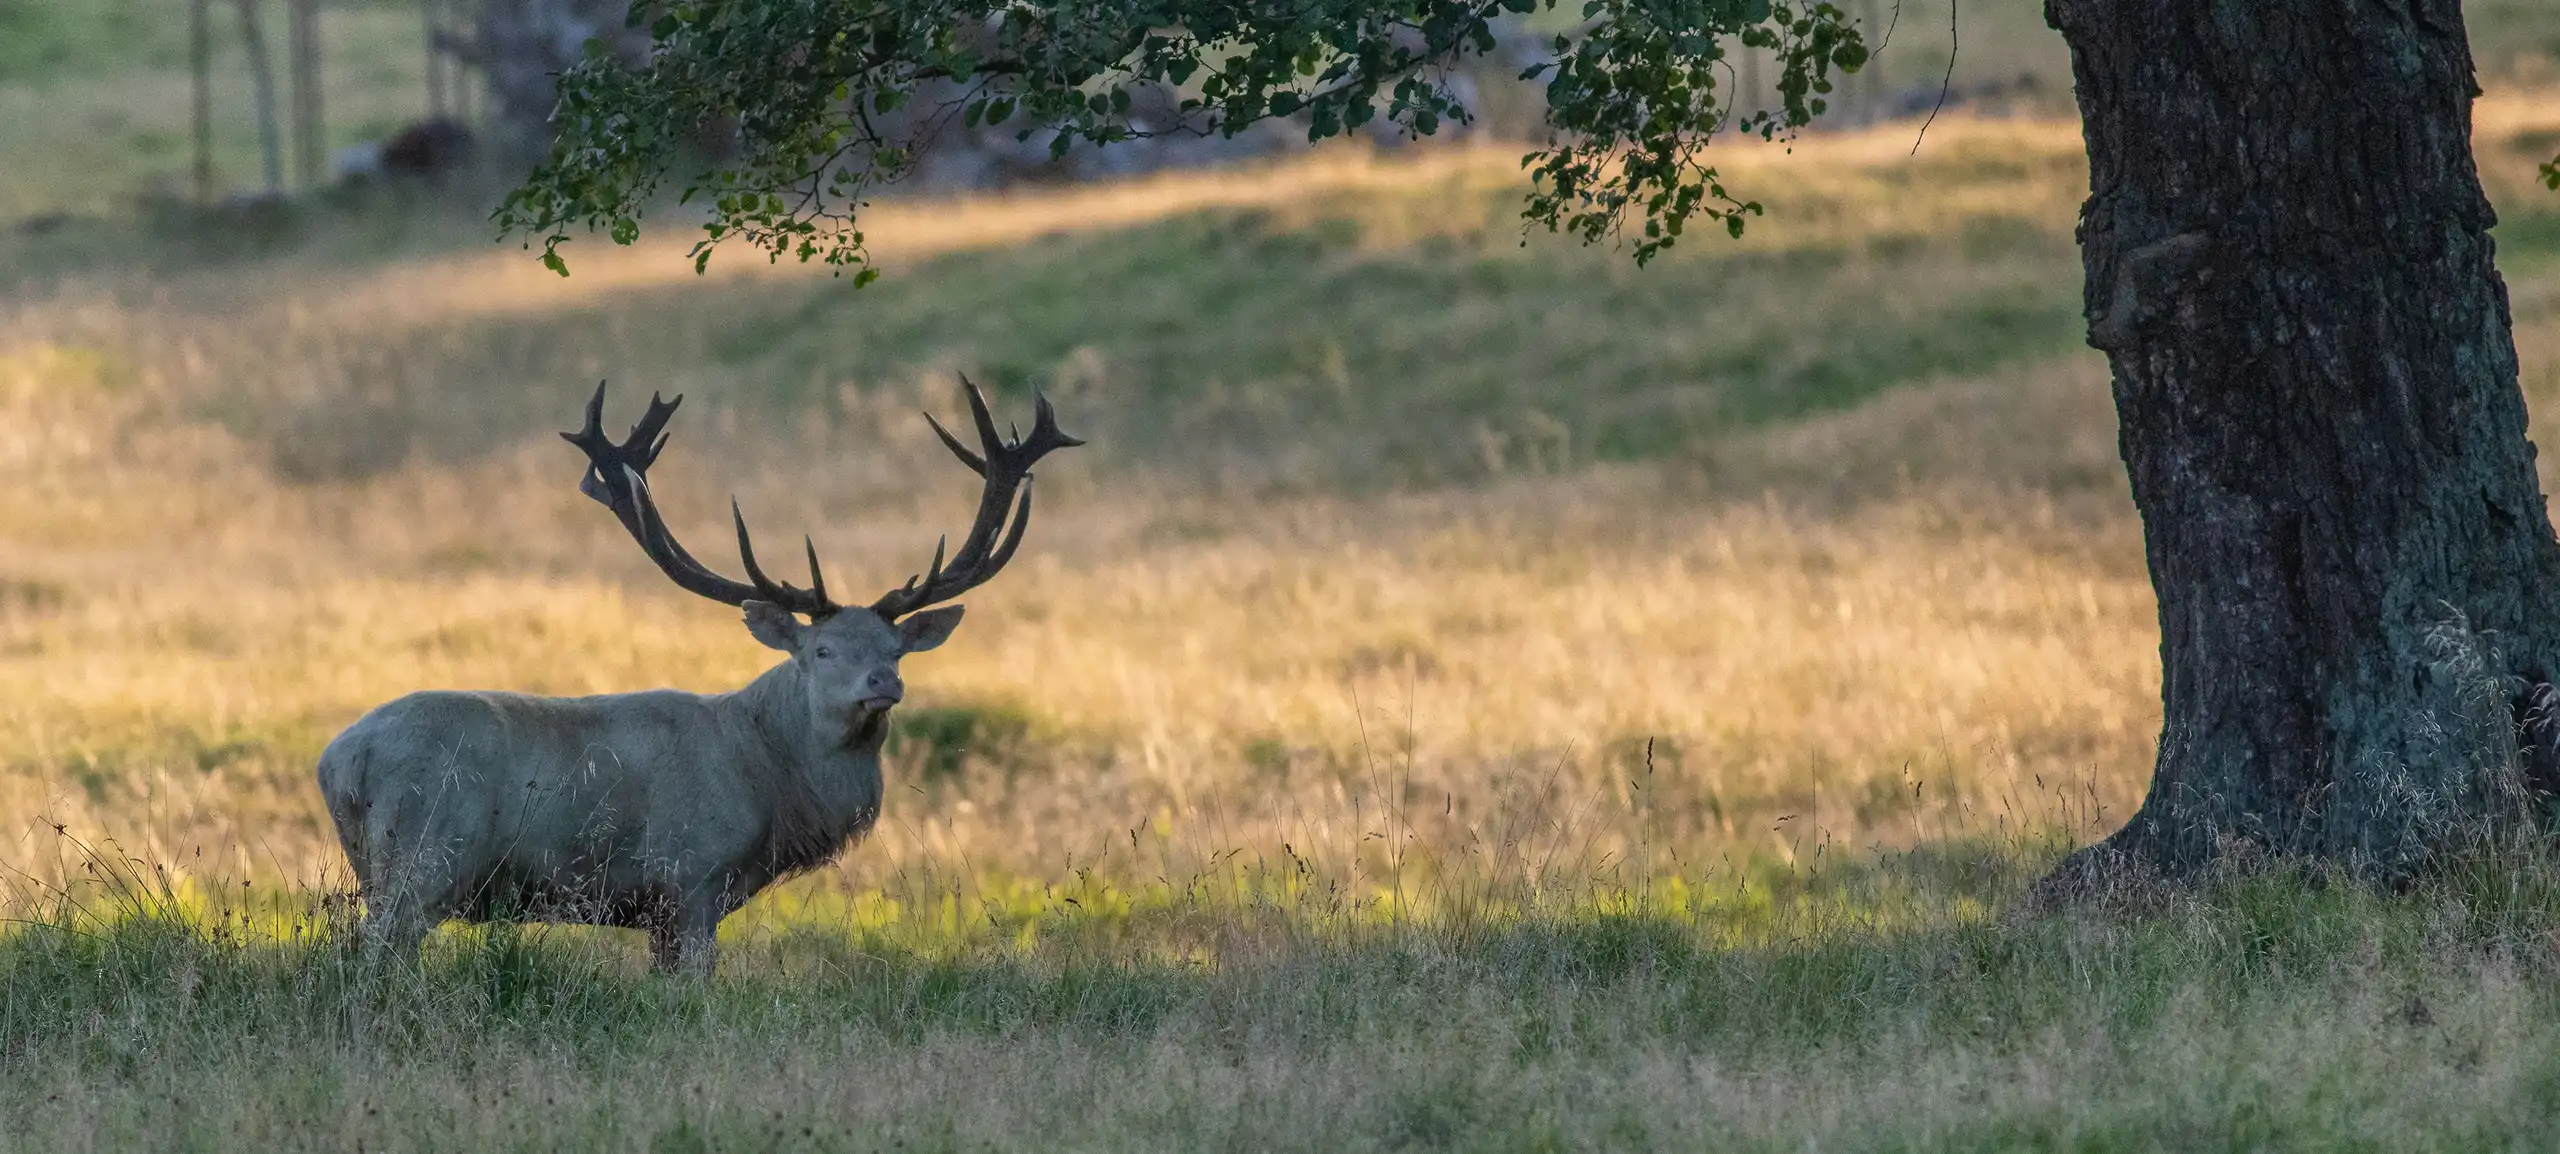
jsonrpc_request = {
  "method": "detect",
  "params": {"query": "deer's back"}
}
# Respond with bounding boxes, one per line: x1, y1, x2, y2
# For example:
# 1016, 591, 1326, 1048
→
317, 688, 763, 894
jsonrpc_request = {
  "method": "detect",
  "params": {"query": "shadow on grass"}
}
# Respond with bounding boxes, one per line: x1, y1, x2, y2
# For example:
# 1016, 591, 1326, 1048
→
11, 834, 2560, 1067
15, 837, 2560, 1151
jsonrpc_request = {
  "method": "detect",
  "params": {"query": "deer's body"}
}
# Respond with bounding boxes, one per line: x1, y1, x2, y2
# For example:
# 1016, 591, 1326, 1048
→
317, 380, 1073, 974
317, 662, 889, 971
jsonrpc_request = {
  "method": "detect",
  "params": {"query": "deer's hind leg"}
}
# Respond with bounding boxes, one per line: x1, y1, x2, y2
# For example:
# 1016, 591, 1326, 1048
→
355, 831, 466, 967
646, 921, 684, 971
631, 888, 695, 973
358, 886, 435, 967
640, 889, 722, 977
672, 917, 719, 977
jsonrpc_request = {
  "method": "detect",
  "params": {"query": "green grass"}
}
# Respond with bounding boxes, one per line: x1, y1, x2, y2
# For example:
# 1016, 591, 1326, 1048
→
130, 143, 2090, 490
0, 0, 440, 221
12, 841, 2560, 1151
0, 0, 191, 84
701, 207, 2084, 485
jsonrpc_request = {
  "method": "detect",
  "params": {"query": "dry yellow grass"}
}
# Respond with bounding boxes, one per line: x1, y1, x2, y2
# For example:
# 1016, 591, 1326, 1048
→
0, 394, 2156, 890
3, 95, 2557, 916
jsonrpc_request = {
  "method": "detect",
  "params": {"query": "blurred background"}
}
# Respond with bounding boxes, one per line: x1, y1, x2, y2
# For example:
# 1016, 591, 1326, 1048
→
1, 0, 2556, 896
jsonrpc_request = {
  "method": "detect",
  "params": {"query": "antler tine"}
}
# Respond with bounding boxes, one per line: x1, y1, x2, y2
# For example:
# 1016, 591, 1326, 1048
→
577, 379, 608, 440
564, 384, 840, 619
1029, 390, 1086, 450
623, 465, 759, 601
731, 500, 834, 615
628, 391, 682, 450
960, 374, 1004, 453
730, 500, 782, 600
890, 536, 948, 600
982, 484, 1036, 574
923, 410, 988, 477
563, 382, 687, 454
869, 378, 1081, 620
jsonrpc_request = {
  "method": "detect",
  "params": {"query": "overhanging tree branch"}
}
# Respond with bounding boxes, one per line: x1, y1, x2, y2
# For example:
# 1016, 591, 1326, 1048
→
496, 0, 1869, 276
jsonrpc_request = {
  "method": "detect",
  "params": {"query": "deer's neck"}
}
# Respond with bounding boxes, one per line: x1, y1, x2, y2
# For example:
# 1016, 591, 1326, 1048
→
730, 660, 888, 812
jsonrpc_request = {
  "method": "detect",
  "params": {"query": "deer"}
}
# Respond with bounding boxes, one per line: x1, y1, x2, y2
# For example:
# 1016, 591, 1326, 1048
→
315, 379, 1079, 974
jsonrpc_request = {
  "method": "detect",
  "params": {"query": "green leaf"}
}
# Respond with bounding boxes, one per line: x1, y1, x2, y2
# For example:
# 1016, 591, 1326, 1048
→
497, 0, 1839, 285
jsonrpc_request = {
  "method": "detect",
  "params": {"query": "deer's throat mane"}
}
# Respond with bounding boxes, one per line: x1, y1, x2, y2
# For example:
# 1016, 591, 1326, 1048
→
728, 660, 888, 879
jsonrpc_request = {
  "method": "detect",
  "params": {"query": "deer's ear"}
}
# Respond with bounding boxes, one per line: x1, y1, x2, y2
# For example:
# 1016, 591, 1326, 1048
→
742, 601, 803, 652
898, 605, 965, 653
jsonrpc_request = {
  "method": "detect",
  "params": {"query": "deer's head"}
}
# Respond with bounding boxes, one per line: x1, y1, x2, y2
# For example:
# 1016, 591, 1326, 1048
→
562, 378, 1080, 738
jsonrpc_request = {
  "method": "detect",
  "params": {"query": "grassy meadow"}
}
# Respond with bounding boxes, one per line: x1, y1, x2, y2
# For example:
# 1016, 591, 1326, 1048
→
7, 2, 2560, 1149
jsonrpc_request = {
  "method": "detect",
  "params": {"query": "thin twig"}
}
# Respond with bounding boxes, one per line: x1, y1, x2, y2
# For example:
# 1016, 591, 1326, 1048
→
1910, 0, 1958, 155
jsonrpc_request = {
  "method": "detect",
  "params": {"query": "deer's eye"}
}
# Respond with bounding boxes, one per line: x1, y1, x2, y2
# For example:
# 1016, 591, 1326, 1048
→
811, 646, 835, 659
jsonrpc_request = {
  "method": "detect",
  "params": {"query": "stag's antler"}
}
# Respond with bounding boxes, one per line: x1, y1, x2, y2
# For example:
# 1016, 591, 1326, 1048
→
563, 378, 1081, 623
869, 376, 1082, 620
562, 381, 839, 618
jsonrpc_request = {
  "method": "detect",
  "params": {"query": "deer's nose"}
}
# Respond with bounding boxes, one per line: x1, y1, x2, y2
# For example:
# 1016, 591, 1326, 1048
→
861, 670, 904, 704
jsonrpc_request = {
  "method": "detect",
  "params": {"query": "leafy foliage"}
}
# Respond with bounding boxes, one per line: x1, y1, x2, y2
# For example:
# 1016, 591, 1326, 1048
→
497, 0, 1866, 275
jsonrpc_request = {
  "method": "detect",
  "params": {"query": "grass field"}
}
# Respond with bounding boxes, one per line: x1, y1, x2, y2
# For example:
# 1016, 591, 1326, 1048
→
6, 3, 2560, 1149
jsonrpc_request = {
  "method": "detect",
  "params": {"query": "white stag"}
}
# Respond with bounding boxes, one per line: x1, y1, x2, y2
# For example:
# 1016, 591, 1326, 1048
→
316, 380, 1079, 973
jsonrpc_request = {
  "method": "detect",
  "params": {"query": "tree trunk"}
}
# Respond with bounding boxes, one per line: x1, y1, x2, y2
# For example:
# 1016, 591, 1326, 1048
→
471, 0, 654, 162
234, 0, 286, 198
425, 0, 448, 120
191, 0, 214, 205
288, 0, 322, 190
1746, 42, 1763, 121
2042, 0, 2560, 885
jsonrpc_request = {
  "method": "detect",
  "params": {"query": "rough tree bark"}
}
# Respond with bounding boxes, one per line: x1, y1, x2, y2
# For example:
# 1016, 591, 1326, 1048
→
2043, 0, 2560, 884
